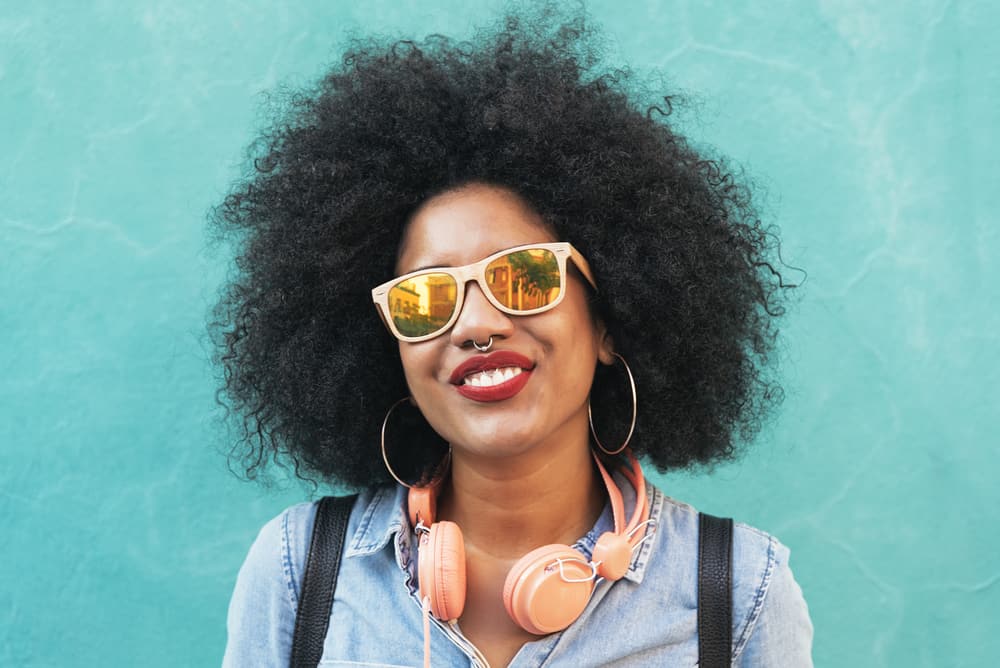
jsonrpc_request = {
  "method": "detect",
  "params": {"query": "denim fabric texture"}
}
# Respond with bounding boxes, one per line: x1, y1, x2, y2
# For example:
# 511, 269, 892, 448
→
224, 475, 813, 667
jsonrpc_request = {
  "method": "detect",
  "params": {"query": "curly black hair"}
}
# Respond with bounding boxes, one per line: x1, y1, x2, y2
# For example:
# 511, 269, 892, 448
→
208, 7, 794, 489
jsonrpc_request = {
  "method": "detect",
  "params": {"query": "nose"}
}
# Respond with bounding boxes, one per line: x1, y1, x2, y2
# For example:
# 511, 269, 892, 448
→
449, 281, 515, 349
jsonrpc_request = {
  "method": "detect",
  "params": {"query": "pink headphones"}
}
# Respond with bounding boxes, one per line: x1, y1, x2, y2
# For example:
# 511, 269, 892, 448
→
408, 451, 649, 635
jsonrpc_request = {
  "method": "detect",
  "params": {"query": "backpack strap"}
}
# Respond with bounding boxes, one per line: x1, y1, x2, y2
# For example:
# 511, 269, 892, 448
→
291, 496, 730, 666
291, 494, 358, 668
698, 512, 734, 668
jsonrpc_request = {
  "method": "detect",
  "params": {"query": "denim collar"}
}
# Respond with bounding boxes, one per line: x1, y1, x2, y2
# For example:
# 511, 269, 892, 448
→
344, 469, 660, 585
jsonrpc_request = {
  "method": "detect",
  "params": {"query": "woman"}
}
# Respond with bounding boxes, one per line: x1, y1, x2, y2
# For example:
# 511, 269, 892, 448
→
213, 9, 812, 667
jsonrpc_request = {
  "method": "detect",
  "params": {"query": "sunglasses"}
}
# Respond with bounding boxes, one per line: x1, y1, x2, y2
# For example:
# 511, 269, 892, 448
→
372, 242, 597, 342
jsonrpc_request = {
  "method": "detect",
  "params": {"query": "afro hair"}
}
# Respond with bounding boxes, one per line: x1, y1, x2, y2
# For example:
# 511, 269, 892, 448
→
209, 7, 795, 489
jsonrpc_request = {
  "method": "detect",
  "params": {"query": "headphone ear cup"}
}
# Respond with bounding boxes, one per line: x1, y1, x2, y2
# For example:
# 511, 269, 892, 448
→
592, 531, 631, 581
502, 544, 595, 635
418, 521, 466, 621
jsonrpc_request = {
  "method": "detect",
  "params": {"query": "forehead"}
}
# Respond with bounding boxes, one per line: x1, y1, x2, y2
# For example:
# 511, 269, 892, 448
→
396, 184, 556, 273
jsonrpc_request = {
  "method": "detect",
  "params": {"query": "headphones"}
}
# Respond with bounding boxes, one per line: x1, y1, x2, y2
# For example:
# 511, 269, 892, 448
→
408, 451, 649, 635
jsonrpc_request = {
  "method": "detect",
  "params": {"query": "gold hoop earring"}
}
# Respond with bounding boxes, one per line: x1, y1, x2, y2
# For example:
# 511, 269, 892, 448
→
381, 396, 450, 487
588, 352, 637, 456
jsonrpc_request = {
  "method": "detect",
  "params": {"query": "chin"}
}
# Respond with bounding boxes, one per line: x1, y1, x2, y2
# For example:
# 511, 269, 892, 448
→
449, 422, 542, 459
463, 433, 534, 458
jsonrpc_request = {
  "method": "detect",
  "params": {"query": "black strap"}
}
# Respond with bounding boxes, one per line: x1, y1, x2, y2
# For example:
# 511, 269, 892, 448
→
698, 512, 734, 668
290, 494, 357, 668
292, 496, 729, 666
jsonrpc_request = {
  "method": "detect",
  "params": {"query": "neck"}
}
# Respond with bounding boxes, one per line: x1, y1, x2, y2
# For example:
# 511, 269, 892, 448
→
436, 436, 605, 560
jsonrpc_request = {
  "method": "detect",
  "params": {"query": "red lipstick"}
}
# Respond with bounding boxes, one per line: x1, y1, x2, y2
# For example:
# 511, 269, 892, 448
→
450, 351, 534, 402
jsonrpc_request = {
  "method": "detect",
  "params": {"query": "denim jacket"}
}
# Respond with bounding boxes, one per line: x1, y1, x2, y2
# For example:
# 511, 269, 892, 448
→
224, 479, 813, 667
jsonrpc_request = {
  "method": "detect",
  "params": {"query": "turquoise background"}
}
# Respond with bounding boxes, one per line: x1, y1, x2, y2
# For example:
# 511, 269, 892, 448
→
3, 1, 997, 666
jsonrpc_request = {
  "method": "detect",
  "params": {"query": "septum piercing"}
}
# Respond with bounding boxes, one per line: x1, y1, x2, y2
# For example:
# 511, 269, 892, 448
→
472, 336, 494, 352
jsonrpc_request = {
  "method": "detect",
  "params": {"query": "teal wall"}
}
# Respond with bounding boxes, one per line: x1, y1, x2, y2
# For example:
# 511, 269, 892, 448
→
3, 2, 997, 666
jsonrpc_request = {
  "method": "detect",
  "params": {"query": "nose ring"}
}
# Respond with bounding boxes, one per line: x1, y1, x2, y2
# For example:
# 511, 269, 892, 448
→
472, 336, 494, 353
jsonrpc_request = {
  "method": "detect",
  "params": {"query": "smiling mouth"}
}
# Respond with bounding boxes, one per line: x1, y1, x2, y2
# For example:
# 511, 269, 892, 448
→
462, 366, 524, 387
450, 351, 534, 402
448, 350, 535, 385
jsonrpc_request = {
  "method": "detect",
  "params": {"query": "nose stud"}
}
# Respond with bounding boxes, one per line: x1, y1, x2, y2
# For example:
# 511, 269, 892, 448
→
471, 336, 494, 353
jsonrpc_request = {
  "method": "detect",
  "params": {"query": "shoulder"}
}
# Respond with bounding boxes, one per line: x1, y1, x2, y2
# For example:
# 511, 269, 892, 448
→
649, 491, 813, 666
728, 520, 814, 666
222, 493, 373, 667
249, 499, 321, 600
222, 500, 324, 667
226, 489, 386, 606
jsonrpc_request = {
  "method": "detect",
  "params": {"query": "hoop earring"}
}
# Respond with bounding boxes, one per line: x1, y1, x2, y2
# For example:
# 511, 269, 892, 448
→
588, 352, 637, 456
381, 396, 451, 487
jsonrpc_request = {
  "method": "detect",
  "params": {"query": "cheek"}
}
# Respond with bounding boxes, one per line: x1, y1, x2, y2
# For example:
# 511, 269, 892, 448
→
397, 342, 441, 393
397, 344, 420, 386
538, 316, 601, 385
555, 301, 603, 359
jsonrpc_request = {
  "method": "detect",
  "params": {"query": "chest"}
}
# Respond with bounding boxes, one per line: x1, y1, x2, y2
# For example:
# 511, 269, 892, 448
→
321, 547, 701, 667
455, 552, 543, 667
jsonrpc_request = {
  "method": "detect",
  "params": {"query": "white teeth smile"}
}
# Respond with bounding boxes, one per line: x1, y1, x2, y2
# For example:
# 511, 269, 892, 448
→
464, 366, 522, 387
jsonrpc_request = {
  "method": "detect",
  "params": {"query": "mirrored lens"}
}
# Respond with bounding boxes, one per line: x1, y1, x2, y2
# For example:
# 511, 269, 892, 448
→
485, 248, 561, 311
388, 273, 457, 338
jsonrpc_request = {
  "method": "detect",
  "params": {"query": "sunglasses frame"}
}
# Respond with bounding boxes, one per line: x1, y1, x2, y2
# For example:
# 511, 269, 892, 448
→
371, 242, 597, 343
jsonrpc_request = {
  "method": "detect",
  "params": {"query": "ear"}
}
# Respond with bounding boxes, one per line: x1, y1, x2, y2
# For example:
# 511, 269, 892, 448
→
596, 324, 616, 366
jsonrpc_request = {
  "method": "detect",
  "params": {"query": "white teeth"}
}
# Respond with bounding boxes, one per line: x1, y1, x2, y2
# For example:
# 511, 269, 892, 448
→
465, 366, 523, 388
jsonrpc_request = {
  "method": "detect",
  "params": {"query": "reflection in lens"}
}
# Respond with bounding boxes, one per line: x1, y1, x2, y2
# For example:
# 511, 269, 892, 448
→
486, 249, 561, 311
389, 273, 456, 337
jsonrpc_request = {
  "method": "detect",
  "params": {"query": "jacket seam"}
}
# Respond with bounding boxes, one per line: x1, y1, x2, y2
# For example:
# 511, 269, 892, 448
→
731, 535, 776, 661
281, 507, 300, 614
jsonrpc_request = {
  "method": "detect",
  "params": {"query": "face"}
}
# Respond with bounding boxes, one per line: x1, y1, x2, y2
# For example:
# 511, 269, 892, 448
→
395, 184, 612, 463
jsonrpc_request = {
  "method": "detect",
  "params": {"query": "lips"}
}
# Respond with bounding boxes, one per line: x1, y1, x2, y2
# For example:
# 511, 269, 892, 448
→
450, 350, 534, 402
